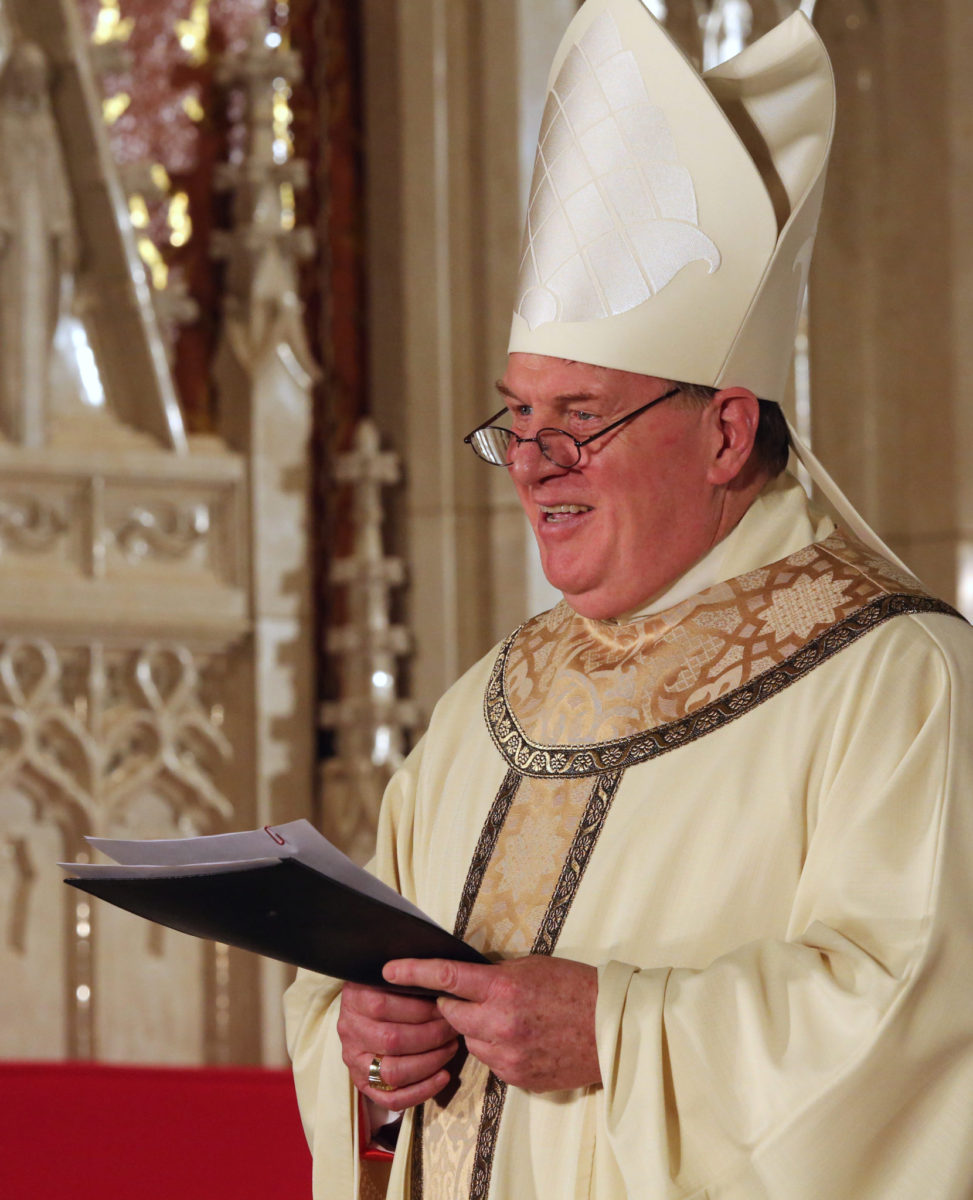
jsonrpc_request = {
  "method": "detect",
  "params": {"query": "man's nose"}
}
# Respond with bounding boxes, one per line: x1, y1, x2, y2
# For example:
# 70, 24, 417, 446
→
507, 437, 565, 483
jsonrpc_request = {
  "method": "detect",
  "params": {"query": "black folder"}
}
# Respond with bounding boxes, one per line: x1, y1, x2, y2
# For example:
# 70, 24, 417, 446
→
66, 858, 488, 992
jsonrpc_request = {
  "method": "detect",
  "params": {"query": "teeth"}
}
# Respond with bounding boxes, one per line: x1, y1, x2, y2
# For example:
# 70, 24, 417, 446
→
539, 504, 590, 514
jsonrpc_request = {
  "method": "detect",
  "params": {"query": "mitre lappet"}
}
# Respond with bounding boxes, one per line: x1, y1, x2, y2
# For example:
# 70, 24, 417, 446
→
508, 0, 907, 571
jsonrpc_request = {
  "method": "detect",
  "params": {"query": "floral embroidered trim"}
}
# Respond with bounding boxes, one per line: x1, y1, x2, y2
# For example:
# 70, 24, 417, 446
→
468, 1075, 508, 1200
410, 1108, 424, 1199
487, 592, 957, 779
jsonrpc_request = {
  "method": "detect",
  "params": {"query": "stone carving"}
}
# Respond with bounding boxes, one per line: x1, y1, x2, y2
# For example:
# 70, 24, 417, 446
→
0, 40, 78, 447
2, 831, 34, 953
0, 637, 233, 958
320, 421, 418, 864
0, 495, 68, 553
0, 470, 245, 588
212, 18, 315, 368
114, 501, 211, 562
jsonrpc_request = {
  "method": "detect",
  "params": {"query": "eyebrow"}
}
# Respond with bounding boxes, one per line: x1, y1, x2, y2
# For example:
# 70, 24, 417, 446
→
493, 381, 602, 406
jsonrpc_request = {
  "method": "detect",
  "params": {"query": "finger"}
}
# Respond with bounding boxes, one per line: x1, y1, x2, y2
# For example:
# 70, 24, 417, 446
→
342, 982, 442, 1024
435, 994, 478, 1036
435, 972, 527, 1044
360, 1040, 459, 1093
463, 1036, 503, 1074
362, 1067, 452, 1110
383, 958, 495, 1001
340, 1011, 456, 1058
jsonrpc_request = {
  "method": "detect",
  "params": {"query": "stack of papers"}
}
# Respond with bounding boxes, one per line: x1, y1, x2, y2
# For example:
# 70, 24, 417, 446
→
60, 820, 487, 991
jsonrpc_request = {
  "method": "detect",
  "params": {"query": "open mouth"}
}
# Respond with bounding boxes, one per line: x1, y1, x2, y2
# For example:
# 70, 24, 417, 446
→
539, 504, 592, 523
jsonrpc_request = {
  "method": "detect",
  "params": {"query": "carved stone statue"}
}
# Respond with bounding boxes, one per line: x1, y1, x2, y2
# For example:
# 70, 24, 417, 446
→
0, 40, 77, 447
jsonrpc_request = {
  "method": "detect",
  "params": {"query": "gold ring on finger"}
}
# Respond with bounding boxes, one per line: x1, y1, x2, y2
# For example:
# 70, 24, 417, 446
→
368, 1053, 395, 1092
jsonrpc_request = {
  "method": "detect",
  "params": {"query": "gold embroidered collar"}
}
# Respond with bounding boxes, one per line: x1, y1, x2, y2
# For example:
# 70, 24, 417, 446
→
485, 532, 957, 778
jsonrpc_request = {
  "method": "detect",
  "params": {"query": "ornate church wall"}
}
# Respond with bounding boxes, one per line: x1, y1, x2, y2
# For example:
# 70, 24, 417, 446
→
0, 0, 315, 1068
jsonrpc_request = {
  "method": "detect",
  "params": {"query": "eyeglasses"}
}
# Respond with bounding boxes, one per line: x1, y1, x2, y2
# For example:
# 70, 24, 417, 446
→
463, 386, 681, 469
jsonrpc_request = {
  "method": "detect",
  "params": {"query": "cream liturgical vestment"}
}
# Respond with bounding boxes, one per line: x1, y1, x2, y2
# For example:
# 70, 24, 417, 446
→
285, 476, 973, 1200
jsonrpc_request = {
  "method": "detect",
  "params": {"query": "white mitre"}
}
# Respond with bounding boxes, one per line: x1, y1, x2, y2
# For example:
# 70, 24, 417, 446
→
509, 0, 914, 573
508, 0, 833, 404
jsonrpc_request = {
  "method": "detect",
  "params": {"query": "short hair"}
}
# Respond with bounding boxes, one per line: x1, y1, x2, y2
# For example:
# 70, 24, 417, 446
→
673, 381, 791, 478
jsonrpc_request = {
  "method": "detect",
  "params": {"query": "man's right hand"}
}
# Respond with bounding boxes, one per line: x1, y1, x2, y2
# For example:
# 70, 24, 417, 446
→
337, 982, 459, 1108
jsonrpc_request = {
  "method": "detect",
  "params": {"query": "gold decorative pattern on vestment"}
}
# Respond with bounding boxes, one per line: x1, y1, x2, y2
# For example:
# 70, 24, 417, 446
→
487, 533, 958, 777
466, 769, 622, 1200
412, 769, 622, 1200
454, 768, 522, 940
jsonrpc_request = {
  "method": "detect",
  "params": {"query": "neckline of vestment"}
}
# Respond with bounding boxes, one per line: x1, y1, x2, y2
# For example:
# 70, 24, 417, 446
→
485, 530, 956, 777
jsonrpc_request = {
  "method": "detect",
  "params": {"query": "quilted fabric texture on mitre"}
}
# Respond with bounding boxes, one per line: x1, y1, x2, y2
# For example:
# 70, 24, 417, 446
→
516, 7, 722, 331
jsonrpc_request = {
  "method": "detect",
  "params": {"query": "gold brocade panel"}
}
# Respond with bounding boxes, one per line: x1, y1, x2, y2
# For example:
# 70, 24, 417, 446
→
419, 774, 596, 1200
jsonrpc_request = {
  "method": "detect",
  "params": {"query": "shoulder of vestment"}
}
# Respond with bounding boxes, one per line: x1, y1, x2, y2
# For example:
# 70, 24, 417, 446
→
484, 532, 964, 778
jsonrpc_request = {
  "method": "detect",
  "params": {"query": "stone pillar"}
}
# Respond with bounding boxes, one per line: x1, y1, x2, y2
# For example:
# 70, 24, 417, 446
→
360, 0, 574, 725
810, 2, 961, 604
945, 0, 973, 615
211, 21, 319, 1064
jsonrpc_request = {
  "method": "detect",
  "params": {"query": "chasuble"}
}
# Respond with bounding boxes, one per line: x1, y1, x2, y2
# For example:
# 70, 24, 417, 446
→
286, 476, 973, 1199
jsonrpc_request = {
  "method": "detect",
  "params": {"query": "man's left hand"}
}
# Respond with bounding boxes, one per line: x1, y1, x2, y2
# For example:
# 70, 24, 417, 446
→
382, 955, 601, 1094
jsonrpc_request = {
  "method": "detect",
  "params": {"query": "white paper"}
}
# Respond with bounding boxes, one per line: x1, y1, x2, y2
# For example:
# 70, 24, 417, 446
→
62, 857, 282, 880
60, 819, 437, 926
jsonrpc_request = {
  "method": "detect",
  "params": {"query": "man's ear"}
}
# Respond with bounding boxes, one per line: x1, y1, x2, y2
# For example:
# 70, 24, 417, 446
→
705, 387, 761, 486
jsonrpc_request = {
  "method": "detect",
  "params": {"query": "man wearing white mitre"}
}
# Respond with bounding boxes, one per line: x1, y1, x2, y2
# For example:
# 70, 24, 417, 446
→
285, 2, 973, 1197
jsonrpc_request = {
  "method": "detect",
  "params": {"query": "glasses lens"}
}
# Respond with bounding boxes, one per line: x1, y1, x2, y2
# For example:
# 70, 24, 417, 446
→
470, 427, 513, 466
536, 429, 580, 469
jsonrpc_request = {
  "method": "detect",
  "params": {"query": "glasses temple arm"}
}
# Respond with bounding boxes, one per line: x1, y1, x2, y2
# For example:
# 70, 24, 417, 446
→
463, 406, 510, 443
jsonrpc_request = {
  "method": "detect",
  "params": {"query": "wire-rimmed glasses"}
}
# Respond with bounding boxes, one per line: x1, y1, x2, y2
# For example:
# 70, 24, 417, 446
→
463, 386, 681, 469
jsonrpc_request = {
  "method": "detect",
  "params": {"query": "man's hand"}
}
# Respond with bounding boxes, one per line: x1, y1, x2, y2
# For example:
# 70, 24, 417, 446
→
337, 983, 459, 1108
383, 956, 601, 1094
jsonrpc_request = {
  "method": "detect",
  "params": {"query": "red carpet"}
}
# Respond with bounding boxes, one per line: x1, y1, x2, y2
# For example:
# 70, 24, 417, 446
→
1, 1061, 312, 1199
